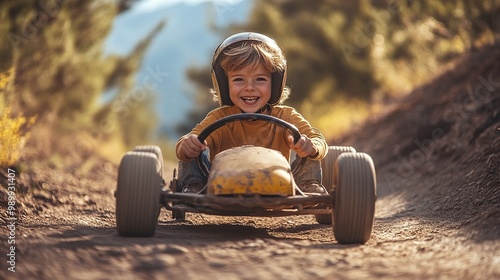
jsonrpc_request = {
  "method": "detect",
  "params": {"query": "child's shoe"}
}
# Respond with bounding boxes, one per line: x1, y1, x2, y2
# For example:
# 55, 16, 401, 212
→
297, 180, 327, 195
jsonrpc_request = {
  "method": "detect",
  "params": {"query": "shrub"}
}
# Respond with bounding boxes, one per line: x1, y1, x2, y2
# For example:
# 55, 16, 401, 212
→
0, 108, 36, 167
0, 70, 36, 167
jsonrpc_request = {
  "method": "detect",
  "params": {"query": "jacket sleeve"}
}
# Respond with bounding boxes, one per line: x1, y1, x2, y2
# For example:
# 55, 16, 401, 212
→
175, 108, 224, 162
287, 108, 328, 160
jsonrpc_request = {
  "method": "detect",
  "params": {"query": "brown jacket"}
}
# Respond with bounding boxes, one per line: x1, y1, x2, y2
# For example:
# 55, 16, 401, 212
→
176, 105, 328, 162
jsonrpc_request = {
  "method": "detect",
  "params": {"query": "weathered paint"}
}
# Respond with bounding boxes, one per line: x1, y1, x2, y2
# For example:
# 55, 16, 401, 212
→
207, 146, 295, 196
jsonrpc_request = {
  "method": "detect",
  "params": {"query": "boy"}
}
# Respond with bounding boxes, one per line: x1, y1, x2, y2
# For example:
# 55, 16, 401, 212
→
176, 32, 328, 195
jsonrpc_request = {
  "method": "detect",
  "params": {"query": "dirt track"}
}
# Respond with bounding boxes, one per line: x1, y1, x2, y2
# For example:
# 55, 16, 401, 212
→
0, 156, 498, 280
1, 42, 499, 279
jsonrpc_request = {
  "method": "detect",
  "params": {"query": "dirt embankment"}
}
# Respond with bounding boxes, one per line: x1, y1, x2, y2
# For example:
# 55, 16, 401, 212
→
338, 40, 500, 242
0, 40, 499, 279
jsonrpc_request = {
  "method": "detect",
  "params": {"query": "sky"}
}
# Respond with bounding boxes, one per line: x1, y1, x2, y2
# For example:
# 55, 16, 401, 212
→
134, 0, 244, 13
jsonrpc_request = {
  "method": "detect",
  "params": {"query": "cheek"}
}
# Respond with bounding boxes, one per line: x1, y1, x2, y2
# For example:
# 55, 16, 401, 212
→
228, 85, 240, 102
260, 84, 272, 95
228, 84, 239, 97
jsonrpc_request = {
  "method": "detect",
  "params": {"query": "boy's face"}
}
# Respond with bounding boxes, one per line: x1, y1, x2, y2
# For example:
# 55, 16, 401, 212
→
227, 63, 271, 113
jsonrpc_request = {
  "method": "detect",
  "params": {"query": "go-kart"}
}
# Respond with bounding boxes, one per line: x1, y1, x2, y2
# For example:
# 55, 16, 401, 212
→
115, 113, 377, 244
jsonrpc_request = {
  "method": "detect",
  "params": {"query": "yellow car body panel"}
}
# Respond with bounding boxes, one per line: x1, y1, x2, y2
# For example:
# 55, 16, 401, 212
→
207, 146, 295, 196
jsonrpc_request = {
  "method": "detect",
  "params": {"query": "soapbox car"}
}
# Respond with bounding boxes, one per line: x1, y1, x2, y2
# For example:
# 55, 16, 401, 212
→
115, 113, 376, 244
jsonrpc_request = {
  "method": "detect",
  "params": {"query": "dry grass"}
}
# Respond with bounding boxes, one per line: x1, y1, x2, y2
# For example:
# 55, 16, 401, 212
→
0, 108, 37, 166
0, 69, 37, 167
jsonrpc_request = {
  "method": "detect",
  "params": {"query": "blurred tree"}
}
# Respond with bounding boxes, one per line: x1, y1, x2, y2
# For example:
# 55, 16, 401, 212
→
0, 0, 163, 160
369, 0, 500, 97
174, 65, 219, 135
178, 0, 499, 138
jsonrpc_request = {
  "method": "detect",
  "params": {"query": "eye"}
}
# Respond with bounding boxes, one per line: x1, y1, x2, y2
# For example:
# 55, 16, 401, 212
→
231, 77, 243, 82
256, 77, 269, 82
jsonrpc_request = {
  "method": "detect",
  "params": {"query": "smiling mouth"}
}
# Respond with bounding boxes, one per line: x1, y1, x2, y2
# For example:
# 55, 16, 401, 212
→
241, 97, 259, 104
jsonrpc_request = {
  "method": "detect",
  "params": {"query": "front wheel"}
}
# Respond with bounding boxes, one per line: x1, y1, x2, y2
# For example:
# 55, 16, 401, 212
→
116, 152, 162, 237
133, 145, 164, 178
333, 152, 376, 244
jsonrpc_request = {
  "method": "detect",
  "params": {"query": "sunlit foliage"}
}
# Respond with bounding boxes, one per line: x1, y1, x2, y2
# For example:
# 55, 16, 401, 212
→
182, 0, 499, 140
0, 0, 164, 163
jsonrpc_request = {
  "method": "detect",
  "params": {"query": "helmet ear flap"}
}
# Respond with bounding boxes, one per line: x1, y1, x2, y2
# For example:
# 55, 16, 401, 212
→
211, 63, 233, 106
270, 70, 286, 105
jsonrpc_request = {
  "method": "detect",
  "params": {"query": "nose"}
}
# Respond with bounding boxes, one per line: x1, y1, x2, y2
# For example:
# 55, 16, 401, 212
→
244, 81, 255, 91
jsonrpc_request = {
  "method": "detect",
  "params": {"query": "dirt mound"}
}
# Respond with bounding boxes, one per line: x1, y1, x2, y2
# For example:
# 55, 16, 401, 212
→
335, 40, 500, 241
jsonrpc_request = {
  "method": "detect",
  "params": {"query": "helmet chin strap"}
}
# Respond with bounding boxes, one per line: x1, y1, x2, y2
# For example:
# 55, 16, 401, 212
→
238, 103, 270, 114
256, 103, 271, 113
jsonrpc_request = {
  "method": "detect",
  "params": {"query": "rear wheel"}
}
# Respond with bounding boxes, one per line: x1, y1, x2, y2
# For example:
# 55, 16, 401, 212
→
116, 152, 162, 237
333, 152, 376, 244
315, 146, 356, 224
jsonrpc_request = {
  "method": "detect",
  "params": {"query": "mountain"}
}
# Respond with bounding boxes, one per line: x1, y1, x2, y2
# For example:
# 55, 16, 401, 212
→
104, 0, 252, 139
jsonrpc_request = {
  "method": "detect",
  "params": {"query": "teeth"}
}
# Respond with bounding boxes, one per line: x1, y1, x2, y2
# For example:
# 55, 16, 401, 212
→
242, 97, 258, 102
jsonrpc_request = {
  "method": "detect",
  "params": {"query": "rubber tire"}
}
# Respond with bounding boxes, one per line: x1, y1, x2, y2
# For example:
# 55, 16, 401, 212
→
116, 152, 162, 237
333, 152, 376, 244
133, 145, 164, 178
315, 146, 356, 224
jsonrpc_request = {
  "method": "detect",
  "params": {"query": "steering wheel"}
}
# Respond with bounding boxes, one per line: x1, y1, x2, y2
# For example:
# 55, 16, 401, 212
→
196, 113, 307, 177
